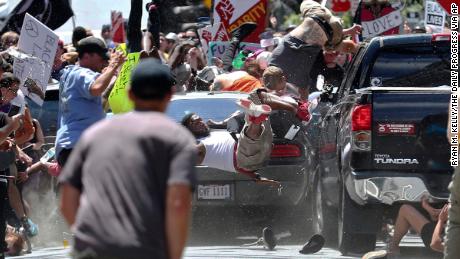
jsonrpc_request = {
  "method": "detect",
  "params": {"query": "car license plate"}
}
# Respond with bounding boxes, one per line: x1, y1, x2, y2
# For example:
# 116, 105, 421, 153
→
197, 184, 232, 200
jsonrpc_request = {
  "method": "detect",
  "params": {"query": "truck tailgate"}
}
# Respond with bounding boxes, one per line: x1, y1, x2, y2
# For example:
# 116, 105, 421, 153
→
371, 89, 451, 172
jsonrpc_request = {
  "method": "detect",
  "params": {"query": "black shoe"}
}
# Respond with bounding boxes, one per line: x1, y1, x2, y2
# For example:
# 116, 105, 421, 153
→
262, 227, 276, 250
299, 234, 325, 254
230, 22, 257, 42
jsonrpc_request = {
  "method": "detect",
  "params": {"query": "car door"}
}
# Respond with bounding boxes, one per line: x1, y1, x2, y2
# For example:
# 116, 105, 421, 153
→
317, 46, 367, 207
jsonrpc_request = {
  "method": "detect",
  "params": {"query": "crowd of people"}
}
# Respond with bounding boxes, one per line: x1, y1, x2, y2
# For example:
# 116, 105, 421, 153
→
0, 0, 457, 258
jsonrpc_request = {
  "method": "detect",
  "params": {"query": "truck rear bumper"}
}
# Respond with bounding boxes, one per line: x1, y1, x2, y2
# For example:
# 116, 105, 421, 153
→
347, 171, 450, 205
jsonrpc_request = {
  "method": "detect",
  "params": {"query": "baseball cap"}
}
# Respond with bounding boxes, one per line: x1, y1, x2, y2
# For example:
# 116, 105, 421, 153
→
77, 36, 110, 60
259, 31, 275, 48
130, 58, 176, 100
165, 32, 179, 42
300, 0, 343, 50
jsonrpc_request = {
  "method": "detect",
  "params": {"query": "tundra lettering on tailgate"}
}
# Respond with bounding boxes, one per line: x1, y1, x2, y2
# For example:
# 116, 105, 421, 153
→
374, 154, 419, 165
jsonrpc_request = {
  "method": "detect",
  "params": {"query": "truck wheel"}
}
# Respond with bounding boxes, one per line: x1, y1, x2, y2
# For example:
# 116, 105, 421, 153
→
312, 175, 338, 246
338, 184, 376, 255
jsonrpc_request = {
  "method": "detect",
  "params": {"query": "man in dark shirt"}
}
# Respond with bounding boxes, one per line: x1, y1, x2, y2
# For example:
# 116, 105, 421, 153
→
59, 59, 197, 259
0, 112, 20, 259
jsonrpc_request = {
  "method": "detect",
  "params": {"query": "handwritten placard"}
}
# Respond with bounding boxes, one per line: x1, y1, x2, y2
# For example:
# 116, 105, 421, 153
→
207, 41, 261, 64
108, 52, 139, 114
361, 9, 403, 39
13, 13, 58, 106
425, 1, 446, 33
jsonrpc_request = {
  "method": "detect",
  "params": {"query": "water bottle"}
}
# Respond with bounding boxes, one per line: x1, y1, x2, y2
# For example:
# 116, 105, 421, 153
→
40, 147, 55, 163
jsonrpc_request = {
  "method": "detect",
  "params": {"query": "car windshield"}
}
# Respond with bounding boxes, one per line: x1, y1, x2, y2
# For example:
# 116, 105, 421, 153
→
366, 44, 451, 88
166, 98, 242, 123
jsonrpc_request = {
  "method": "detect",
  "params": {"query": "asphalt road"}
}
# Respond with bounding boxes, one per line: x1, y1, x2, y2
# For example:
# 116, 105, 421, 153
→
9, 237, 442, 259
9, 208, 443, 259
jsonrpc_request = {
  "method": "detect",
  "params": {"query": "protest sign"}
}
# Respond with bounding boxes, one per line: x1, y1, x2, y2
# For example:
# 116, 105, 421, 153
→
198, 22, 229, 57
425, 1, 446, 33
213, 0, 268, 43
108, 52, 140, 114
361, 8, 402, 38
207, 41, 261, 64
13, 13, 58, 106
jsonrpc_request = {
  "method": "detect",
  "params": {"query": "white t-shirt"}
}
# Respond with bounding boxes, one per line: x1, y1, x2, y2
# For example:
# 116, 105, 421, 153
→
201, 131, 236, 173
10, 90, 26, 113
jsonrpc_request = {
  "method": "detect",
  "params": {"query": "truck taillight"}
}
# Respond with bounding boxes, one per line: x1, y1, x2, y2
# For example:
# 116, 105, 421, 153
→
432, 33, 450, 42
271, 144, 301, 158
352, 104, 372, 151
352, 104, 372, 131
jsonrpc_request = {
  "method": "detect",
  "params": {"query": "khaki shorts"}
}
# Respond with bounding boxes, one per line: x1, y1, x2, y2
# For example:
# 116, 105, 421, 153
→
236, 119, 273, 172
235, 90, 273, 172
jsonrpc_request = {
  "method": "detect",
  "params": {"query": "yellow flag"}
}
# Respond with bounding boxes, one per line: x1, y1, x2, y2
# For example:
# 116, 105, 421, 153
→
203, 0, 212, 9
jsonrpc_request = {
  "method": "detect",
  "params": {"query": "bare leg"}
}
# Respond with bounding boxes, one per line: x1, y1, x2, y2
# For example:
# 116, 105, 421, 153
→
8, 183, 26, 219
389, 204, 430, 253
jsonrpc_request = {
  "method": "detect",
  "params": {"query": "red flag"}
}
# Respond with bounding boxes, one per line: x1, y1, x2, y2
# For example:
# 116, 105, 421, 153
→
111, 11, 125, 44
437, 0, 460, 15
332, 0, 351, 12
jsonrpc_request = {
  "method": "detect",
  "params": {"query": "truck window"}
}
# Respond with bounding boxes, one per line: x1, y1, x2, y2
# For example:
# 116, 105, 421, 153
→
365, 44, 450, 88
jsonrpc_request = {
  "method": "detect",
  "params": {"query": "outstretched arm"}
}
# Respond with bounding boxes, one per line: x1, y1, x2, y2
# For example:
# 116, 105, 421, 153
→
258, 91, 298, 113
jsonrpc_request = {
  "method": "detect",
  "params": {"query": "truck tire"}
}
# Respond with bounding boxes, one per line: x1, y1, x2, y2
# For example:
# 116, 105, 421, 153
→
338, 184, 376, 255
311, 174, 338, 246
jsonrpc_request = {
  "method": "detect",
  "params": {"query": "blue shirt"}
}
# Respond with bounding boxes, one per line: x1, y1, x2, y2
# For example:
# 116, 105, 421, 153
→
55, 65, 105, 157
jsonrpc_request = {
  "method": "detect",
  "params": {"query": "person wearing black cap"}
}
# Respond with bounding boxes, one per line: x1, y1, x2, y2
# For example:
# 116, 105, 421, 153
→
59, 58, 196, 259
55, 36, 125, 168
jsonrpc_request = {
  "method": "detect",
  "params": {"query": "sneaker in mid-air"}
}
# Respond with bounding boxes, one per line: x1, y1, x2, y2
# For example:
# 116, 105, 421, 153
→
237, 98, 271, 124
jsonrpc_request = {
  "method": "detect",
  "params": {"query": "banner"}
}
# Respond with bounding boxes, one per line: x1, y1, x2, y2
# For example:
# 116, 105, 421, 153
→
0, 0, 73, 34
213, 0, 268, 43
425, 1, 446, 33
108, 53, 140, 114
207, 41, 261, 64
13, 13, 58, 106
354, 1, 401, 39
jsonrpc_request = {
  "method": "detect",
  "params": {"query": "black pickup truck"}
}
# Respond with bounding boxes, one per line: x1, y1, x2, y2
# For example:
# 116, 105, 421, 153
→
306, 34, 452, 255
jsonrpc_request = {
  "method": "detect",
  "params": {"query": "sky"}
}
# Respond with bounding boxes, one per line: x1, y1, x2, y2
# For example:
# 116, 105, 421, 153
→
5, 0, 150, 43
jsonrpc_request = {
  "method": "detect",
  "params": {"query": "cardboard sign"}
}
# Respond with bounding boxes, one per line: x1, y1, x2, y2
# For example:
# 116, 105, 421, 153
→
207, 41, 261, 64
213, 0, 268, 43
198, 22, 229, 57
13, 13, 58, 106
425, 1, 446, 33
108, 53, 139, 114
361, 9, 402, 38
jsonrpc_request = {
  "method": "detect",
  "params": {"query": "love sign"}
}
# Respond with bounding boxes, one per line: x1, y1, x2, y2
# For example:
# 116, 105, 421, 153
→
361, 9, 402, 39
